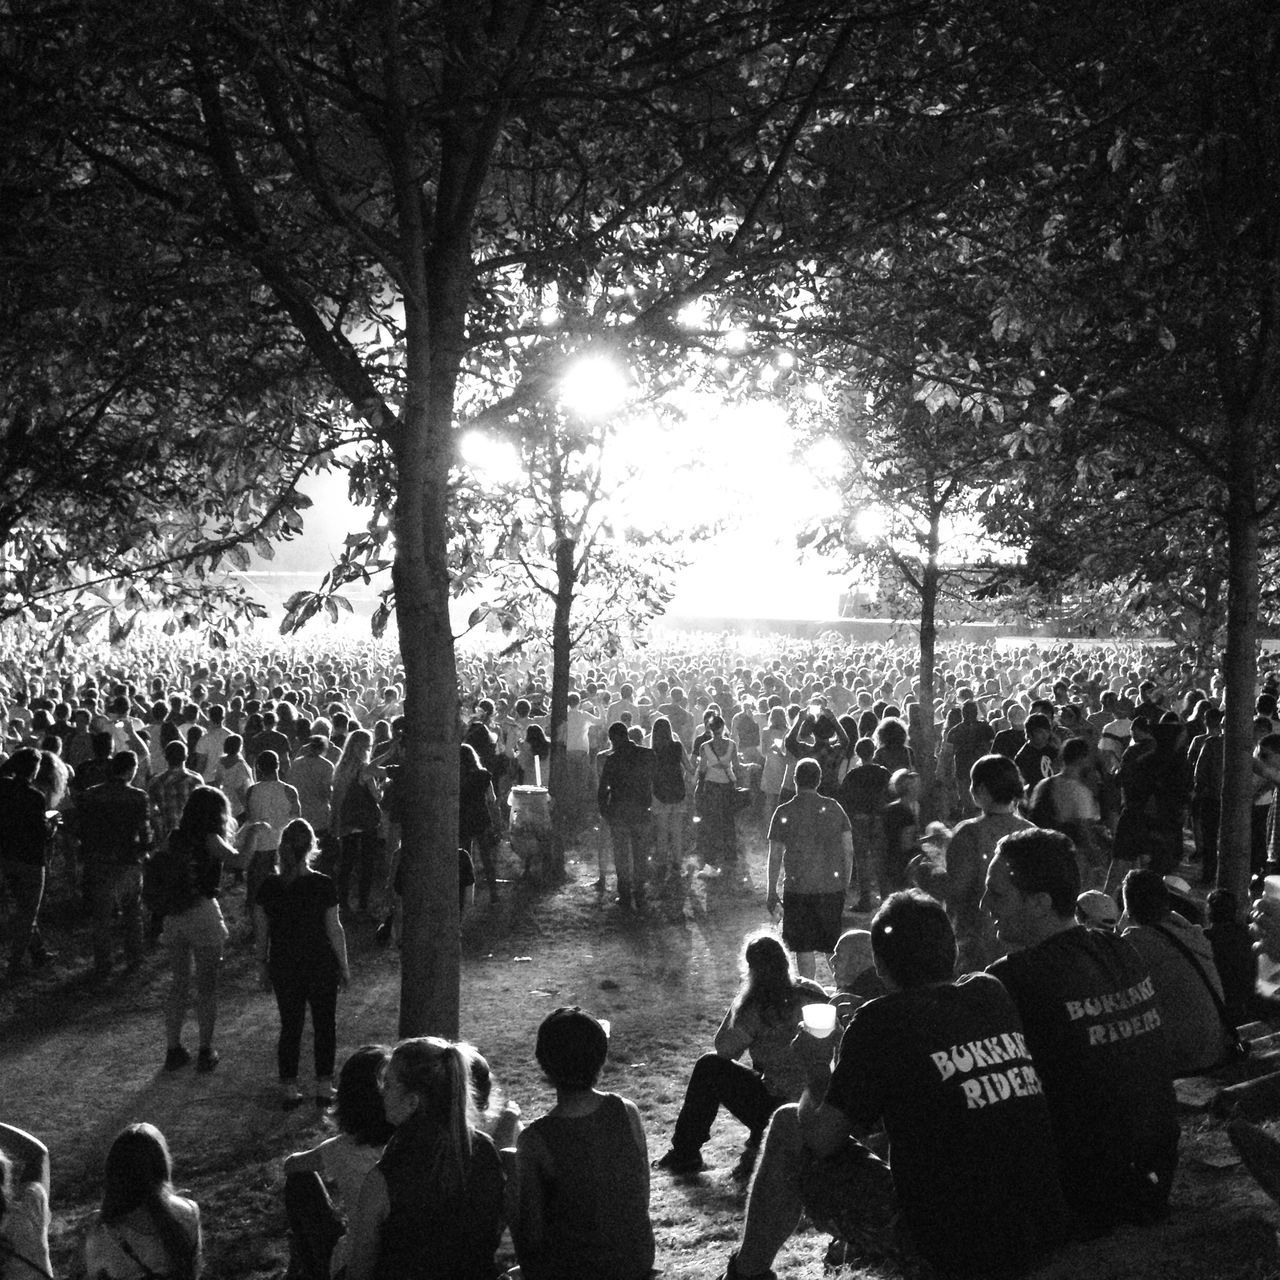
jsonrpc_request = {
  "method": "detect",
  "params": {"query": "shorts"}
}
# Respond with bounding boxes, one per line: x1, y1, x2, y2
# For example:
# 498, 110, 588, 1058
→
800, 1140, 921, 1274
160, 896, 229, 953
782, 891, 844, 953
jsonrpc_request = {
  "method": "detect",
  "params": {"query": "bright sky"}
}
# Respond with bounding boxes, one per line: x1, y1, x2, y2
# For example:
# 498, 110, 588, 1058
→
245, 378, 854, 624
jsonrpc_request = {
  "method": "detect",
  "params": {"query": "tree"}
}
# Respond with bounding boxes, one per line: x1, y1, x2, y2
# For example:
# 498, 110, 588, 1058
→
48, 0, 884, 1035
1, 18, 331, 645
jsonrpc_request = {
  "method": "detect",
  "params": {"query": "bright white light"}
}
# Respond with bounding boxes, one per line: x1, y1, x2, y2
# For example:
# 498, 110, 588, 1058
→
677, 297, 711, 329
854, 507, 887, 542
724, 328, 748, 352
459, 432, 522, 484
776, 350, 795, 369
806, 437, 846, 474
539, 306, 558, 327
713, 356, 730, 372
560, 356, 630, 419
803, 380, 825, 402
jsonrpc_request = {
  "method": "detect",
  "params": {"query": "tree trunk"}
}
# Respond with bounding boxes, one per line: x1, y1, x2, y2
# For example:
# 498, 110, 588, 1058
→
547, 534, 576, 850
916, 513, 940, 822
1216, 412, 1260, 914
393, 290, 463, 1038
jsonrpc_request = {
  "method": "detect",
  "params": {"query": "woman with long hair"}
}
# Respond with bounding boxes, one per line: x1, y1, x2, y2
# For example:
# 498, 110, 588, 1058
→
649, 715, 688, 877
84, 1123, 201, 1280
160, 786, 233, 1074
331, 729, 383, 917
459, 743, 501, 905
694, 713, 741, 877
0, 1123, 52, 1280
651, 931, 826, 1177
283, 1045, 395, 1280
345, 1037, 504, 1280
255, 820, 351, 1109
516, 723, 551, 788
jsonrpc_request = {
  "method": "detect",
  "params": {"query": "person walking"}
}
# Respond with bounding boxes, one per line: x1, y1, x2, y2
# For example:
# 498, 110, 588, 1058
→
596, 721, 655, 911
0, 748, 55, 982
76, 749, 153, 979
331, 730, 383, 918
158, 787, 234, 1073
255, 819, 350, 1110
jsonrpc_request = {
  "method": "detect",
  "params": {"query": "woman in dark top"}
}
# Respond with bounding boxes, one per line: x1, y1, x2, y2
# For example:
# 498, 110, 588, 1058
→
160, 787, 234, 1074
346, 1037, 503, 1280
255, 819, 351, 1109
459, 744, 501, 904
649, 716, 688, 876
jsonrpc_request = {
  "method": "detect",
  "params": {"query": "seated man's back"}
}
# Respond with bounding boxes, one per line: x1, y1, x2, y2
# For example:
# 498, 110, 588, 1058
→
828, 967, 1068, 1273
984, 830, 1178, 1235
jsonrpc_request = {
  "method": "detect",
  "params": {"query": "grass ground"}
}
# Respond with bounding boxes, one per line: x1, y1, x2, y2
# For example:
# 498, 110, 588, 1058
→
4, 822, 1280, 1279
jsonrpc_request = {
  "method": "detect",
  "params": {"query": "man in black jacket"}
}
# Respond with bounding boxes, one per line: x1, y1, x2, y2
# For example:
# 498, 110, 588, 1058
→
0, 748, 54, 980
597, 721, 655, 911
76, 750, 153, 977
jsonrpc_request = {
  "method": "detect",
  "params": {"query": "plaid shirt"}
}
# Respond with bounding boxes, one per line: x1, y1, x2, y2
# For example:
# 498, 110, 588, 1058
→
148, 767, 203, 840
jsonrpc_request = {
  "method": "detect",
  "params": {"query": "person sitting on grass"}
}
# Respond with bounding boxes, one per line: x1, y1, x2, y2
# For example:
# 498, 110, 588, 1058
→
825, 928, 886, 1029
720, 890, 1068, 1280
84, 1123, 201, 1280
283, 1044, 395, 1280
652, 931, 827, 1178
514, 1007, 655, 1280
0, 1122, 52, 1280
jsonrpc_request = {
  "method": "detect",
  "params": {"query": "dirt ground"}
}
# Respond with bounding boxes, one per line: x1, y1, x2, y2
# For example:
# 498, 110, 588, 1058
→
5, 820, 1280, 1280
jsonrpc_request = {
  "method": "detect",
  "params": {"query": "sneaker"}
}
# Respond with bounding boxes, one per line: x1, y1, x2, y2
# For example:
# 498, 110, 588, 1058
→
721, 1253, 776, 1280
280, 1082, 304, 1111
1228, 1119, 1280, 1205
196, 1046, 220, 1073
164, 1045, 191, 1071
652, 1148, 706, 1175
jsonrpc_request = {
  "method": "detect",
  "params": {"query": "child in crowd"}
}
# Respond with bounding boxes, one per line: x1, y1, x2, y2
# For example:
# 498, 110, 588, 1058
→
514, 1008, 655, 1280
283, 1045, 395, 1280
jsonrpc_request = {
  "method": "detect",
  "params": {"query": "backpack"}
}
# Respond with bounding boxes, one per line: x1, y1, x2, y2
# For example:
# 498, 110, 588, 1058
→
142, 835, 199, 917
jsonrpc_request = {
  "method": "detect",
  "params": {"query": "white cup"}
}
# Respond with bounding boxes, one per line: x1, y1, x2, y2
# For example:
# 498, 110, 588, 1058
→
598, 1019, 611, 1039
801, 1003, 837, 1038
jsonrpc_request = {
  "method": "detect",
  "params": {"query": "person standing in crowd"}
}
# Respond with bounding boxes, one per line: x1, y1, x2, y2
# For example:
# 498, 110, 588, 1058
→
148, 741, 203, 846
835, 737, 889, 913
84, 1123, 201, 1280
652, 931, 826, 1177
345, 1037, 504, 1280
693, 714, 740, 880
196, 704, 231, 783
942, 696, 995, 816
459, 742, 502, 905
0, 748, 54, 981
720, 891, 1068, 1280
211, 733, 253, 820
945, 753, 1030, 974
76, 749, 153, 980
255, 819, 350, 1110
648, 715, 688, 880
597, 721, 655, 911
515, 1007, 655, 1280
983, 828, 1179, 1234
291, 735, 336, 869
244, 750, 302, 929
765, 759, 853, 978
160, 787, 234, 1073
331, 730, 382, 918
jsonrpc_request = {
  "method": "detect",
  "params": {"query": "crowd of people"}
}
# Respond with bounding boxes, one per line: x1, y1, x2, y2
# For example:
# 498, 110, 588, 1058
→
5, 629, 1280, 1276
